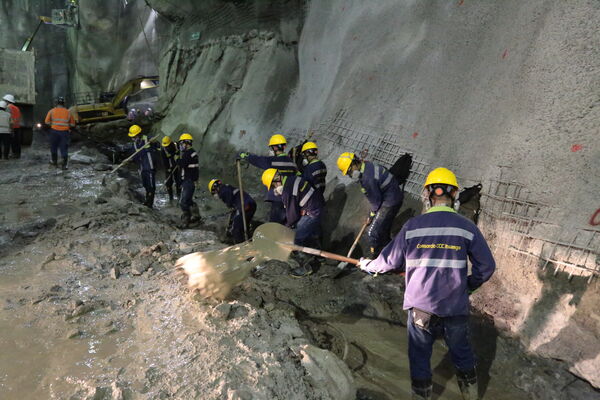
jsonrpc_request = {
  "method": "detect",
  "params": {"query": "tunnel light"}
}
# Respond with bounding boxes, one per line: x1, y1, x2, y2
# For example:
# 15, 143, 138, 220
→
36, 123, 42, 128
140, 79, 157, 90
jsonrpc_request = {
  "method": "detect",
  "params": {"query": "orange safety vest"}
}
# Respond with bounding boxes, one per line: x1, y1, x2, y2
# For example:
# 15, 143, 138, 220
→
45, 106, 75, 131
8, 104, 21, 129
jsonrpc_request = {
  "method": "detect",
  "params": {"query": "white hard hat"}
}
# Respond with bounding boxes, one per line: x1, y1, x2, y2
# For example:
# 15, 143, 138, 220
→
0, 100, 7, 109
2, 94, 14, 103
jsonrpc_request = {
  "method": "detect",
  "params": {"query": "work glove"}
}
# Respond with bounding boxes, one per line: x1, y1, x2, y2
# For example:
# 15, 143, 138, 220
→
237, 152, 249, 161
358, 257, 374, 273
367, 211, 376, 225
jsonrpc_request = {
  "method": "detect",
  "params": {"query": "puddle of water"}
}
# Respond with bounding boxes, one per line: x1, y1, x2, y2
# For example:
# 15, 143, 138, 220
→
319, 315, 528, 400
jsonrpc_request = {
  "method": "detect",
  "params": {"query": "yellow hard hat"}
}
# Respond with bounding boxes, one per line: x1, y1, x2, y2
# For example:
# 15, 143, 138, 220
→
128, 124, 142, 137
161, 136, 172, 147
424, 167, 459, 188
268, 134, 286, 147
179, 133, 193, 141
262, 168, 278, 189
208, 179, 220, 193
301, 141, 318, 153
337, 152, 355, 175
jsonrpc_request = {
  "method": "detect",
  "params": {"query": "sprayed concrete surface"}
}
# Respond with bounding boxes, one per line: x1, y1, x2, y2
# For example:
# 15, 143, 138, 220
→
0, 142, 598, 399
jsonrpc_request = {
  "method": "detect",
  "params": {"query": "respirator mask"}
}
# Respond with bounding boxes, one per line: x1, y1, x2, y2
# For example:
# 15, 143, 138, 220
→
274, 185, 284, 196
350, 170, 361, 181
302, 158, 309, 166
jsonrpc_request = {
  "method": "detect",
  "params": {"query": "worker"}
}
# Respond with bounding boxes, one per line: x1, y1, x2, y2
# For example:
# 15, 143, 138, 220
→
337, 152, 403, 258
0, 101, 13, 160
238, 134, 298, 224
128, 124, 156, 208
161, 136, 181, 203
45, 97, 76, 169
3, 94, 21, 158
358, 167, 496, 400
209, 179, 256, 244
299, 141, 327, 194
262, 168, 325, 277
177, 133, 201, 228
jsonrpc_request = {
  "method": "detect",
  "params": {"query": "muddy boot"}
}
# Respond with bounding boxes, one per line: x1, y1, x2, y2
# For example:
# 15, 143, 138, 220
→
289, 253, 315, 278
178, 211, 191, 229
49, 153, 58, 168
190, 203, 201, 223
61, 157, 69, 170
145, 191, 155, 208
411, 378, 432, 400
457, 368, 478, 400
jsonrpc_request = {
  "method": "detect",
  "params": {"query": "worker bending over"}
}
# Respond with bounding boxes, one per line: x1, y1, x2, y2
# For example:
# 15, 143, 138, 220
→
262, 168, 325, 277
238, 134, 297, 224
45, 97, 76, 169
128, 125, 157, 208
209, 179, 256, 244
161, 136, 181, 203
299, 142, 327, 194
358, 167, 496, 400
0, 101, 13, 159
337, 152, 403, 257
3, 94, 21, 158
177, 133, 200, 228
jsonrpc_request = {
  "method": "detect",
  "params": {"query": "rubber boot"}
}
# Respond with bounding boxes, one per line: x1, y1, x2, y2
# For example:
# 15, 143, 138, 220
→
411, 378, 432, 400
145, 191, 155, 209
61, 157, 69, 170
167, 187, 174, 203
176, 187, 181, 200
50, 153, 58, 168
190, 203, 201, 223
178, 211, 191, 229
457, 368, 478, 400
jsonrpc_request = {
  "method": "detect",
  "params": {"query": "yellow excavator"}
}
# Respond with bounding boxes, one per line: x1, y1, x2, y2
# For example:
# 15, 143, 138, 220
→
72, 76, 159, 124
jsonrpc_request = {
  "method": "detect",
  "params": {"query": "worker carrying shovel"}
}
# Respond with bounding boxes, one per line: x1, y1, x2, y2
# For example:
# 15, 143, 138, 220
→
208, 179, 256, 244
161, 136, 181, 203
127, 124, 157, 208
261, 168, 325, 277
337, 152, 403, 258
299, 141, 327, 194
357, 167, 496, 400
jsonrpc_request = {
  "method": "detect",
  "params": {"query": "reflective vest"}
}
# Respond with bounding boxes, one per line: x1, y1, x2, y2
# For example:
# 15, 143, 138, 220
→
0, 110, 11, 134
8, 104, 21, 129
45, 106, 75, 131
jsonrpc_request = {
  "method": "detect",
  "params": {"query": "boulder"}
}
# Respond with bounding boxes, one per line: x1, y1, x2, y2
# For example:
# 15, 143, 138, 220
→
297, 344, 356, 400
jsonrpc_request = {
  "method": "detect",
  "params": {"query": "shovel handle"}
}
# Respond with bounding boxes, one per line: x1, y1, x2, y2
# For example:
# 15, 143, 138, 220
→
285, 243, 360, 265
346, 221, 369, 258
236, 160, 249, 241
110, 134, 160, 174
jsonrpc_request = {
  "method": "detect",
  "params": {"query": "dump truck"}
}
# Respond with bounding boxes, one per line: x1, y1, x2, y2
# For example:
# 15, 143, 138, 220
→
0, 48, 36, 145
73, 76, 159, 124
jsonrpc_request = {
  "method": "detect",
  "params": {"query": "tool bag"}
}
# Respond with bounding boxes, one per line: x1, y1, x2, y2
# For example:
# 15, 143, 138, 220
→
389, 152, 413, 189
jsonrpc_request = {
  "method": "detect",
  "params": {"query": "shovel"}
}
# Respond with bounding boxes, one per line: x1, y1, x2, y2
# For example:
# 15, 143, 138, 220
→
336, 220, 369, 272
101, 134, 160, 185
236, 159, 249, 241
175, 222, 358, 299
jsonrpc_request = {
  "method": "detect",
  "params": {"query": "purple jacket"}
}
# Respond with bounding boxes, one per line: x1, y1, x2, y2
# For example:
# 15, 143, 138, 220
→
359, 161, 403, 213
367, 206, 495, 316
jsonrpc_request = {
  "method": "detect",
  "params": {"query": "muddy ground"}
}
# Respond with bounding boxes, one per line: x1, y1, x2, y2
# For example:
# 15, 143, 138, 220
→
1, 141, 598, 400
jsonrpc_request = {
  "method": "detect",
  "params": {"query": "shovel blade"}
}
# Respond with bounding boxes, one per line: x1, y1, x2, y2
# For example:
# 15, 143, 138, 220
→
251, 222, 296, 262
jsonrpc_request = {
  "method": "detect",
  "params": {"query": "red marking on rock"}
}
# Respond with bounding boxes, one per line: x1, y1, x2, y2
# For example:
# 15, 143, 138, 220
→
368, 76, 374, 81
502, 49, 508, 59
590, 209, 600, 226
412, 132, 419, 139
571, 144, 583, 152
458, 0, 464, 5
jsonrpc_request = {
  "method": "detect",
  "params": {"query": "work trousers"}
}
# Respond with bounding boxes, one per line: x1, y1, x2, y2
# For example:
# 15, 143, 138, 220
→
0, 133, 11, 159
294, 213, 322, 249
368, 204, 401, 256
407, 310, 476, 381
268, 200, 287, 225
140, 169, 156, 195
180, 179, 196, 212
230, 203, 256, 243
11, 127, 21, 158
49, 129, 70, 159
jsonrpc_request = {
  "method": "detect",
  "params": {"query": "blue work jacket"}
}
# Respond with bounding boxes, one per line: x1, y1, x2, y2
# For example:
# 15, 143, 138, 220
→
280, 175, 324, 228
